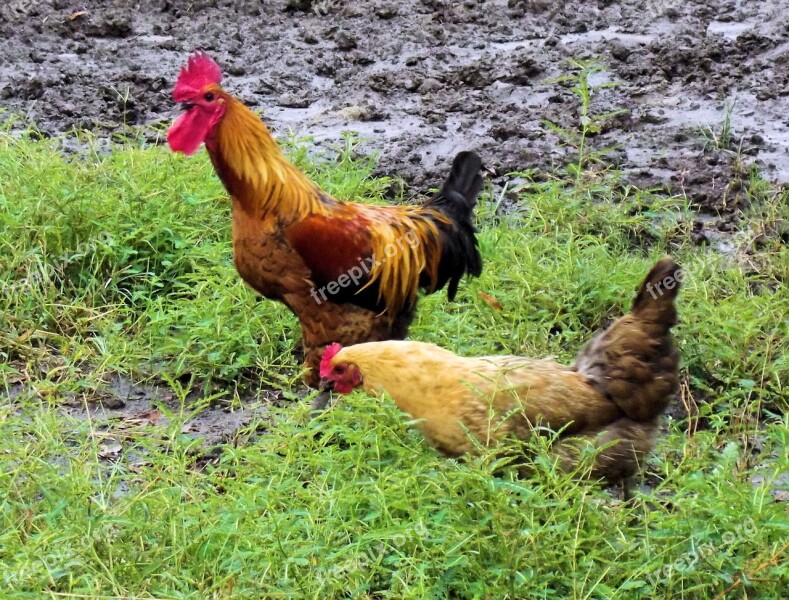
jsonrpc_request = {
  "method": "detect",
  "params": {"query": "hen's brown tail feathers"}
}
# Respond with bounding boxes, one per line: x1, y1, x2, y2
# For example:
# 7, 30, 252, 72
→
575, 257, 682, 423
422, 151, 484, 300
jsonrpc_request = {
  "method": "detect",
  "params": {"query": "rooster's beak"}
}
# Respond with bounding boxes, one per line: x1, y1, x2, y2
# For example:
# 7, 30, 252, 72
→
180, 102, 196, 111
318, 378, 333, 392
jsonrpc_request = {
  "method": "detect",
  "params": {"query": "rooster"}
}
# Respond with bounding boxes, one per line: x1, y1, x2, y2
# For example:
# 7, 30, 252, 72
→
166, 52, 483, 385
318, 257, 682, 493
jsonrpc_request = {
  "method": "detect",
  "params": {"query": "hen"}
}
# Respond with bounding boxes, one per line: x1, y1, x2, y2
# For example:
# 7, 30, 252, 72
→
167, 52, 483, 385
318, 257, 682, 492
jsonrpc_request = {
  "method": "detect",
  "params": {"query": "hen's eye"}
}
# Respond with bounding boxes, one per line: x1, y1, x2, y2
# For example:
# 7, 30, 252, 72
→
204, 92, 215, 102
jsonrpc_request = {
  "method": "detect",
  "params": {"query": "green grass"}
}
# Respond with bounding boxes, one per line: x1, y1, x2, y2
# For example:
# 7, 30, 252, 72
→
1, 127, 788, 599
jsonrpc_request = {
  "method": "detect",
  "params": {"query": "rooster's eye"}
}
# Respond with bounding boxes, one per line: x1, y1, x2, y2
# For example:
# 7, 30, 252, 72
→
334, 365, 346, 375
204, 92, 215, 102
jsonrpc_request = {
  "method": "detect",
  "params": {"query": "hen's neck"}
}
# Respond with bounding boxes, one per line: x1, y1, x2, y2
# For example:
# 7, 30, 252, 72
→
210, 98, 328, 219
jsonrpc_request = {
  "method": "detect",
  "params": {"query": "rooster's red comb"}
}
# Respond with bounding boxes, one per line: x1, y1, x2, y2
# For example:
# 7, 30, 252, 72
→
319, 343, 343, 379
173, 52, 223, 102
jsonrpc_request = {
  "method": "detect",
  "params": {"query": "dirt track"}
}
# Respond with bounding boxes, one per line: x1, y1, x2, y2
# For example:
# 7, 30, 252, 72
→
1, 0, 787, 210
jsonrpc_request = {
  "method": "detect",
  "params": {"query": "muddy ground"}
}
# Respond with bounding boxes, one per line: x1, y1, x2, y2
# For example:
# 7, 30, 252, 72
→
1, 0, 787, 210
7, 370, 284, 463
1, 0, 787, 447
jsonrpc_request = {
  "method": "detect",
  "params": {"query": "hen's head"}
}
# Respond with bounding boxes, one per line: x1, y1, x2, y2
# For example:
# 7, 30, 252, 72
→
319, 343, 363, 394
167, 52, 228, 155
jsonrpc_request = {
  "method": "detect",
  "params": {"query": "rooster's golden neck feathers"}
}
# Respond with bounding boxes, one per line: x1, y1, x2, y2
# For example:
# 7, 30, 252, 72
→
213, 97, 328, 219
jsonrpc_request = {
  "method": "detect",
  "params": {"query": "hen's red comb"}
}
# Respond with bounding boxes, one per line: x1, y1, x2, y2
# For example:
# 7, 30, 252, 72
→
319, 343, 343, 379
173, 51, 223, 102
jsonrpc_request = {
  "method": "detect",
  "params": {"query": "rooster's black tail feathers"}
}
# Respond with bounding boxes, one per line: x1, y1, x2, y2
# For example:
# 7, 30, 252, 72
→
425, 151, 484, 300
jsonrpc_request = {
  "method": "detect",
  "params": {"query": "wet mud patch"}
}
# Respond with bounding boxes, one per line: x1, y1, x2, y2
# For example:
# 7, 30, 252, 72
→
64, 374, 280, 445
0, 0, 786, 213
6, 366, 307, 468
